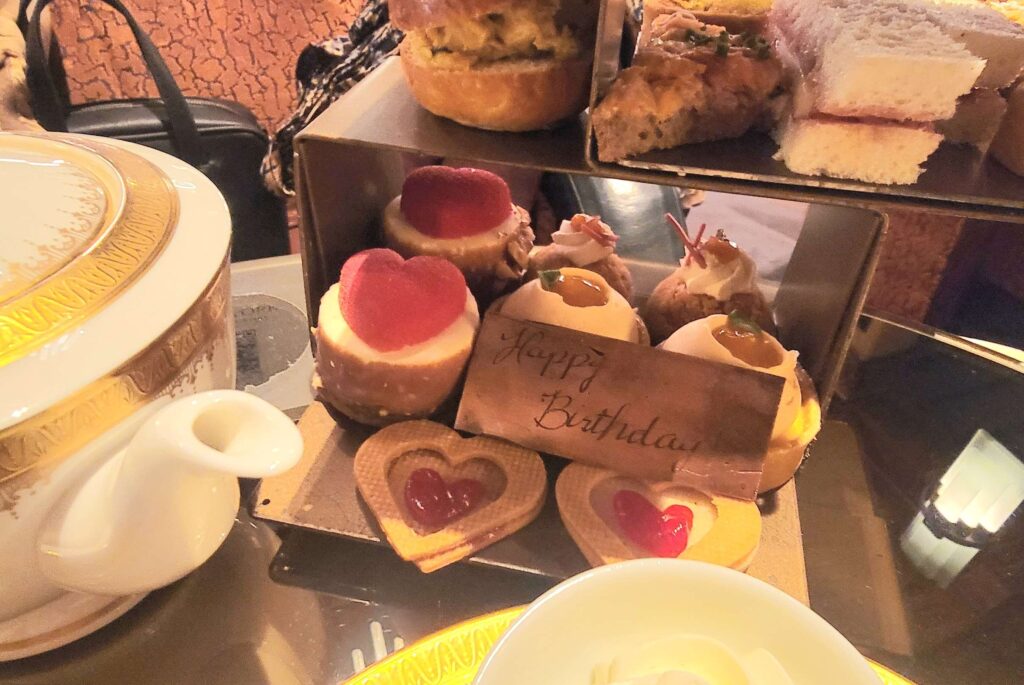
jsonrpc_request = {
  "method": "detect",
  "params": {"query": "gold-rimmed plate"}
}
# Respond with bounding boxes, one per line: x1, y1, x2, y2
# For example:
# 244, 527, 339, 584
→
341, 606, 915, 685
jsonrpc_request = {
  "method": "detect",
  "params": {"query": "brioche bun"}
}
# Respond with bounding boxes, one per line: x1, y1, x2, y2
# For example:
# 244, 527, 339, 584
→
391, 0, 522, 30
399, 44, 592, 131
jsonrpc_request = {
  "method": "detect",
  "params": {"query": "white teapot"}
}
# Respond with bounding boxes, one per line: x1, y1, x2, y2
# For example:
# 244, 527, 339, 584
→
0, 132, 301, 659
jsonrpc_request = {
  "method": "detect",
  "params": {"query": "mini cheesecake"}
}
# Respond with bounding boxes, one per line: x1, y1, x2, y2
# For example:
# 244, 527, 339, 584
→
382, 166, 535, 298
644, 217, 773, 343
528, 213, 634, 301
660, 312, 821, 491
496, 267, 648, 344
313, 249, 480, 425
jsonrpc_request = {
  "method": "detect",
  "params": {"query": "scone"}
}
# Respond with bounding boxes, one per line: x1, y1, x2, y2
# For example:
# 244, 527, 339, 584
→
592, 10, 782, 162
313, 249, 480, 425
382, 165, 535, 299
528, 213, 634, 301
495, 267, 649, 344
644, 216, 773, 343
660, 312, 821, 492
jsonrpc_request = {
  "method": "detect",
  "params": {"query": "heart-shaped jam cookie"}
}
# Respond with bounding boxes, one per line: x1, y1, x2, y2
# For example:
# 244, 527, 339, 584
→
354, 420, 546, 572
556, 463, 761, 570
340, 248, 467, 352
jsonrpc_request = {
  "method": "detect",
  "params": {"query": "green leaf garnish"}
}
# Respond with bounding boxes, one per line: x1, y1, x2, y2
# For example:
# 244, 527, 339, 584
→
539, 270, 562, 291
727, 310, 762, 335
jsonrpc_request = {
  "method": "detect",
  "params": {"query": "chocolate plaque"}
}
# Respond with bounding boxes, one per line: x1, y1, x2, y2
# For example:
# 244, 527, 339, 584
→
455, 314, 785, 500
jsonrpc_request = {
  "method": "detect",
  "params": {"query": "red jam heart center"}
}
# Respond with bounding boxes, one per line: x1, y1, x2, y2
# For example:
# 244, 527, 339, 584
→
612, 489, 693, 558
400, 166, 512, 239
339, 248, 467, 352
404, 468, 485, 528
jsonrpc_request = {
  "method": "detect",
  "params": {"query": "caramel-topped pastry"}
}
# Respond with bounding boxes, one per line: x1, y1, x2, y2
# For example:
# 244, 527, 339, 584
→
660, 313, 821, 492
712, 311, 784, 368
497, 267, 649, 344
529, 213, 634, 300
539, 269, 609, 307
643, 215, 774, 343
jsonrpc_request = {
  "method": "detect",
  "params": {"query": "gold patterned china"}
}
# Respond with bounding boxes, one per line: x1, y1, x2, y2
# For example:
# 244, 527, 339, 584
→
342, 606, 915, 685
0, 133, 302, 661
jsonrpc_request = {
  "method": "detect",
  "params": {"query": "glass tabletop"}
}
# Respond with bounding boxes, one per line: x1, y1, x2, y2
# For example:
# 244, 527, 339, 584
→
798, 318, 1024, 685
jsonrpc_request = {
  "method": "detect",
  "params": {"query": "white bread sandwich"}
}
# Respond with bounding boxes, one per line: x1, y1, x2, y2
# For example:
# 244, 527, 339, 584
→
774, 116, 944, 185
939, 89, 1009, 151
992, 81, 1024, 176
770, 0, 985, 122
927, 0, 1024, 88
391, 0, 599, 131
770, 0, 1024, 183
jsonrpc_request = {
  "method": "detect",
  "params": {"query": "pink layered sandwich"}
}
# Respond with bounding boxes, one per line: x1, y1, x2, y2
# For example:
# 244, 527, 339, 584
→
770, 0, 1024, 183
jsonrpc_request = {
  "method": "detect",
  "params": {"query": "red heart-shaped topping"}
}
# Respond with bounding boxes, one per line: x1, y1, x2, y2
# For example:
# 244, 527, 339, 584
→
612, 489, 693, 558
339, 249, 467, 352
400, 166, 512, 239
404, 468, 486, 527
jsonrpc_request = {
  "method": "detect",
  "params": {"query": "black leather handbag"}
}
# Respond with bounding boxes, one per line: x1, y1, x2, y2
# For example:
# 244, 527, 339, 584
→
19, 0, 289, 262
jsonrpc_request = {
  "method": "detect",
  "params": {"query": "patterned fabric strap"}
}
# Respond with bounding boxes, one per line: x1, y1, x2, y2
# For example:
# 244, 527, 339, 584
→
262, 0, 402, 196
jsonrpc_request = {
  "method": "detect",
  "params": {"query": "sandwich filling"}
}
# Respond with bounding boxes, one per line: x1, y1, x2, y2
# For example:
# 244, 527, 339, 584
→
407, 0, 580, 69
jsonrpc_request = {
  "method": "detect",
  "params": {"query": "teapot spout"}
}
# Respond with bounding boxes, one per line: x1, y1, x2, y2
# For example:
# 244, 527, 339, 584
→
146, 389, 303, 480
37, 391, 302, 597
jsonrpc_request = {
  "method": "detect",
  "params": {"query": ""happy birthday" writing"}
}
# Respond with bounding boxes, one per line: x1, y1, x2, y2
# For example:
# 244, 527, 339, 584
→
490, 324, 699, 454
492, 326, 605, 393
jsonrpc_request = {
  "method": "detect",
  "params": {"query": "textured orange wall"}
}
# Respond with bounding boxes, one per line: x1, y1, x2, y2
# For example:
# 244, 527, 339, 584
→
51, 0, 361, 132
865, 210, 965, 322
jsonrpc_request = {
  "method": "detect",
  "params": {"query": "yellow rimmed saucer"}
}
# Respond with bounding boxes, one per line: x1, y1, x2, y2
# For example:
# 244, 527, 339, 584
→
341, 606, 915, 685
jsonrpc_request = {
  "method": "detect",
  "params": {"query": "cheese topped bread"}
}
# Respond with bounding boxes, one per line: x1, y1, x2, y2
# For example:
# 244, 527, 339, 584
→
642, 0, 772, 38
593, 11, 782, 161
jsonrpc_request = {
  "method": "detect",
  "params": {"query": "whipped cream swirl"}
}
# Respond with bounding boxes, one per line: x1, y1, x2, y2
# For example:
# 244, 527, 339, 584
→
677, 246, 757, 301
550, 214, 619, 267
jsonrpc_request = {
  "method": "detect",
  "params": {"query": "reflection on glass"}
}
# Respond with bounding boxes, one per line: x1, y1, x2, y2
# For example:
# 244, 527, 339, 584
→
900, 430, 1024, 588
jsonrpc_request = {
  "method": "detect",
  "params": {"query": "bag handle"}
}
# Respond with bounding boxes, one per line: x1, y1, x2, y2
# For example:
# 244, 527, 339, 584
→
20, 0, 208, 167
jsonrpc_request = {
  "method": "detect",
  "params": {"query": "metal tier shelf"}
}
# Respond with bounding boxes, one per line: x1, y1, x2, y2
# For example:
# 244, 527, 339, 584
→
299, 58, 1024, 223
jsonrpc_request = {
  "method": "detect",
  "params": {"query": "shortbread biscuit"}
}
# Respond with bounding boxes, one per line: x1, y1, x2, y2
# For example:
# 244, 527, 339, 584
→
354, 420, 547, 572
556, 463, 762, 571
